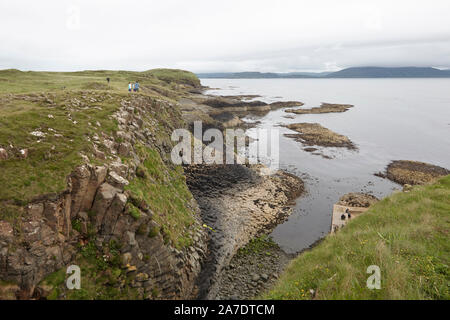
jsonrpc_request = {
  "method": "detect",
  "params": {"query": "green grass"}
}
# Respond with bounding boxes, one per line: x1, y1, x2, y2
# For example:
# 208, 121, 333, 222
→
0, 91, 121, 207
143, 68, 201, 88
237, 235, 278, 256
263, 175, 450, 300
0, 68, 199, 222
0, 68, 202, 298
0, 68, 200, 95
125, 145, 197, 249
40, 239, 141, 300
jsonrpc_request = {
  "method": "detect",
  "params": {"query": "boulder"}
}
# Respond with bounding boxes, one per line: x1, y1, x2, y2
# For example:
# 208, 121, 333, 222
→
251, 273, 260, 282
136, 272, 149, 282
19, 149, 28, 159
101, 193, 127, 235
81, 166, 107, 212
118, 142, 132, 157
338, 193, 379, 208
109, 161, 129, 178
0, 148, 8, 160
91, 183, 119, 230
43, 201, 61, 233
121, 252, 132, 267
77, 211, 89, 235
93, 147, 106, 160
0, 221, 14, 243
27, 203, 44, 219
107, 171, 129, 189
70, 165, 91, 217
116, 131, 132, 142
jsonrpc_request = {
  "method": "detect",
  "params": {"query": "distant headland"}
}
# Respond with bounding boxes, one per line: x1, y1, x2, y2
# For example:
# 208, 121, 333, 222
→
197, 67, 450, 79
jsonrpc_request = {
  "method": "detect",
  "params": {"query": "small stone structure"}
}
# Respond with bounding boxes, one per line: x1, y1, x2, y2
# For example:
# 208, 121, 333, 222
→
330, 204, 369, 233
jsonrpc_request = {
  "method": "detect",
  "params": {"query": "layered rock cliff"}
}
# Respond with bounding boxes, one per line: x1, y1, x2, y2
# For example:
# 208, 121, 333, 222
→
0, 90, 207, 299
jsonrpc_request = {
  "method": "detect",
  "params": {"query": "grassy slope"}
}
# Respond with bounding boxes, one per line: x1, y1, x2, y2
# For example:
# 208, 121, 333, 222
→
0, 68, 200, 94
0, 68, 199, 244
0, 68, 202, 299
125, 145, 196, 249
0, 91, 120, 206
264, 176, 450, 300
0, 68, 194, 201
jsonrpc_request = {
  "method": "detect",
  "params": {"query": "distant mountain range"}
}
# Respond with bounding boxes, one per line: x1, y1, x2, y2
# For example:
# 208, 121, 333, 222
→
197, 67, 450, 79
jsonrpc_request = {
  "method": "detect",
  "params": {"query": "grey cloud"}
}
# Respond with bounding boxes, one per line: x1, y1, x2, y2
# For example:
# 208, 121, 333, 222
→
0, 0, 449, 72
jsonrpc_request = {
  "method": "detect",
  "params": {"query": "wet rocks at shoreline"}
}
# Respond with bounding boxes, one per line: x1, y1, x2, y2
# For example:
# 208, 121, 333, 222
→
184, 163, 304, 299
210, 112, 243, 128
375, 160, 449, 186
338, 193, 379, 208
215, 236, 292, 300
284, 123, 357, 150
220, 94, 262, 100
202, 97, 304, 111
183, 94, 304, 125
285, 102, 353, 115
269, 101, 304, 109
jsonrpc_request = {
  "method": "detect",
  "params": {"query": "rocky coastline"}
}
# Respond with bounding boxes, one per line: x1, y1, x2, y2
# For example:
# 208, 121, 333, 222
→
0, 93, 208, 299
375, 160, 450, 186
185, 164, 304, 299
0, 76, 307, 300
2, 70, 448, 301
284, 123, 357, 152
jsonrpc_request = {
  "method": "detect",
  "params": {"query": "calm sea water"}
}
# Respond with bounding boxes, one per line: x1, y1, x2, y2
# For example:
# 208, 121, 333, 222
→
201, 78, 450, 254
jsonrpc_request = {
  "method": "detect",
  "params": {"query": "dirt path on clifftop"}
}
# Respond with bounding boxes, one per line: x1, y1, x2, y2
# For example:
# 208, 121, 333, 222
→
184, 164, 303, 299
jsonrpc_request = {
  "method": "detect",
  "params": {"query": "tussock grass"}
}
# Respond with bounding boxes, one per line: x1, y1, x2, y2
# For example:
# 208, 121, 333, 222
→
0, 91, 121, 209
125, 145, 197, 249
0, 68, 199, 221
263, 175, 450, 300
0, 68, 198, 96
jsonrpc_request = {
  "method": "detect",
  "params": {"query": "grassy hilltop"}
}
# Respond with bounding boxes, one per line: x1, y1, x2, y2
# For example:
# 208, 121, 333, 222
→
0, 68, 205, 299
0, 68, 200, 242
264, 176, 450, 300
0, 68, 198, 203
0, 68, 200, 94
0, 69, 200, 244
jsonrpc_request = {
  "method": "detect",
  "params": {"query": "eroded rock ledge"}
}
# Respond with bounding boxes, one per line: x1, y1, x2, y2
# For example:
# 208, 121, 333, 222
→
284, 123, 357, 151
338, 193, 379, 208
375, 160, 450, 186
285, 102, 353, 114
185, 164, 304, 299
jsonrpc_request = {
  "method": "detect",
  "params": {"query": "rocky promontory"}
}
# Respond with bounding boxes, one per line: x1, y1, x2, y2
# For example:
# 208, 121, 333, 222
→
285, 102, 353, 114
338, 193, 379, 208
376, 160, 450, 186
284, 123, 357, 152
0, 69, 306, 301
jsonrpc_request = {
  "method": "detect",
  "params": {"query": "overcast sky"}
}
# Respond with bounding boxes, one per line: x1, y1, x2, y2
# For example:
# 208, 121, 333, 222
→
1, 0, 450, 72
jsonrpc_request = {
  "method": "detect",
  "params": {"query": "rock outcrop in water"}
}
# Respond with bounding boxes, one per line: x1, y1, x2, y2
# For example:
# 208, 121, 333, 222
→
284, 123, 357, 150
285, 103, 353, 114
376, 160, 450, 186
338, 193, 379, 208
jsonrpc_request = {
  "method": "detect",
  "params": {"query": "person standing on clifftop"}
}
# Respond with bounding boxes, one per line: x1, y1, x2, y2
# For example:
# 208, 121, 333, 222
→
134, 81, 140, 92
128, 82, 132, 92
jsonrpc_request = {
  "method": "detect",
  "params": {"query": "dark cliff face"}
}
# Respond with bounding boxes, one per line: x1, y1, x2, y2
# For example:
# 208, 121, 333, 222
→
0, 92, 207, 300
